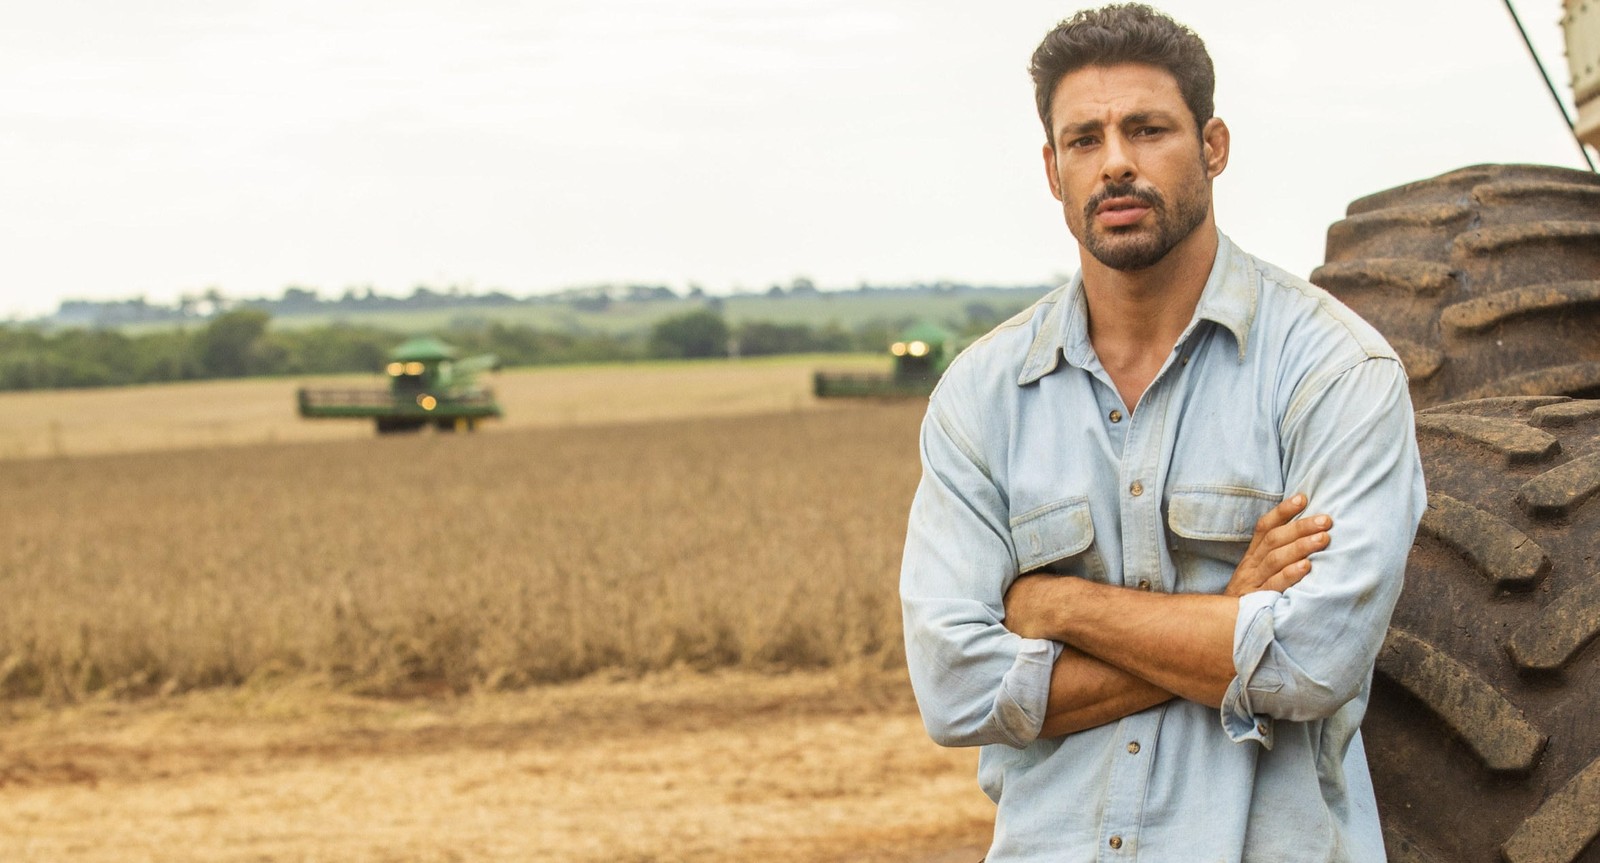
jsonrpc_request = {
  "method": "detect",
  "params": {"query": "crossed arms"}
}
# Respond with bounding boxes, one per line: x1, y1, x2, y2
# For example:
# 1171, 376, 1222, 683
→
1002, 495, 1330, 736
899, 357, 1423, 749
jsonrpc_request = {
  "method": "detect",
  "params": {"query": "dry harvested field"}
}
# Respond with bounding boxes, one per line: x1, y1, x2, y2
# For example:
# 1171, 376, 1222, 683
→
0, 360, 994, 861
0, 354, 885, 460
0, 670, 991, 862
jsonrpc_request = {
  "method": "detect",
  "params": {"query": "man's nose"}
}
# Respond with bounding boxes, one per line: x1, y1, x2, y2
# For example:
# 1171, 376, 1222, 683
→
1100, 134, 1137, 184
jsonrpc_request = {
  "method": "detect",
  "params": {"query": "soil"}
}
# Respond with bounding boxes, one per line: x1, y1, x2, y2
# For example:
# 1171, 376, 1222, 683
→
0, 669, 993, 862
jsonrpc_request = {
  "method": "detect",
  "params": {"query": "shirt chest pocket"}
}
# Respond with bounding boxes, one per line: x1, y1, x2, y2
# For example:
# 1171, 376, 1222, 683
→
1166, 486, 1278, 592
1009, 496, 1105, 583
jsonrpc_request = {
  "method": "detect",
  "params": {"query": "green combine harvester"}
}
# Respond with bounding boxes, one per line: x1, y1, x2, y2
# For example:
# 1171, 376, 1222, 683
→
297, 336, 502, 433
813, 321, 962, 398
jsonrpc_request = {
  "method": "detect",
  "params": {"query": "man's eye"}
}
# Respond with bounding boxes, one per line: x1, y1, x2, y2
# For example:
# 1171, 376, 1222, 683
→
1069, 136, 1098, 148
1133, 126, 1164, 137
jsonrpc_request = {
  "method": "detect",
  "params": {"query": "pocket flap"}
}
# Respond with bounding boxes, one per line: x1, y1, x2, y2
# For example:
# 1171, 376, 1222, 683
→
1010, 497, 1094, 572
1168, 486, 1278, 542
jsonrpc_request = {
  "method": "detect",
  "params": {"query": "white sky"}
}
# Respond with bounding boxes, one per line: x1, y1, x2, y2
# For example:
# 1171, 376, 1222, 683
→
1, 0, 1590, 319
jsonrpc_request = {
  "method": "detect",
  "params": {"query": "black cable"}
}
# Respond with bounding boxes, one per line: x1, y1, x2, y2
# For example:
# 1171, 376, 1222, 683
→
1500, 0, 1596, 171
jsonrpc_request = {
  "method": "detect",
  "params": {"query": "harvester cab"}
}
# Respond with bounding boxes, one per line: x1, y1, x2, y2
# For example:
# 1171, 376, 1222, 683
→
385, 338, 473, 396
297, 336, 503, 434
813, 321, 963, 398
888, 321, 956, 387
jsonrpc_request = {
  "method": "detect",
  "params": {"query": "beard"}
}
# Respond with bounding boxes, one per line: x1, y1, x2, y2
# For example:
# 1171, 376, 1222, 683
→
1077, 175, 1211, 272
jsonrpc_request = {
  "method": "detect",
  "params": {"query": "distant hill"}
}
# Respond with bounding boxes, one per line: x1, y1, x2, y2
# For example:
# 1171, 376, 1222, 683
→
43, 282, 1057, 338
2, 282, 1058, 392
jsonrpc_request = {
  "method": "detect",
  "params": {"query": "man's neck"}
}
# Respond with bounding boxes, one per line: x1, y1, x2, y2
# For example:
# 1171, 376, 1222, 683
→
1080, 221, 1220, 411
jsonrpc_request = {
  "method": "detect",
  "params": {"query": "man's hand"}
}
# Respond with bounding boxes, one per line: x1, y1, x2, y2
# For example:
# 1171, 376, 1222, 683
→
1225, 493, 1331, 597
1006, 494, 1330, 636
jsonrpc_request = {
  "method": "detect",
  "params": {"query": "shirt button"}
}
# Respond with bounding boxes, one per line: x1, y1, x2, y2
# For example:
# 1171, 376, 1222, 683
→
1180, 355, 1190, 365
1130, 481, 1143, 497
1108, 409, 1122, 423
1109, 835, 1123, 850
1126, 741, 1140, 754
1257, 722, 1269, 736
1137, 579, 1151, 591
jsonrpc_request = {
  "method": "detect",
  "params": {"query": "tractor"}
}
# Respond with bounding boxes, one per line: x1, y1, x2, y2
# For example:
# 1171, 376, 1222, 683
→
1302, 4, 1600, 861
296, 336, 502, 434
813, 321, 964, 398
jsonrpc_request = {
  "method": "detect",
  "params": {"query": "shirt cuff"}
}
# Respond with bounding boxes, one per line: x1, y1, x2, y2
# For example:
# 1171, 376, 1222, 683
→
1221, 590, 1279, 748
995, 636, 1064, 747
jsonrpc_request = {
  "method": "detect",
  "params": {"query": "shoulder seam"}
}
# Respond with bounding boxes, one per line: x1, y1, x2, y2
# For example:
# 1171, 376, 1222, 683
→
1282, 354, 1406, 434
938, 288, 1063, 386
1262, 268, 1399, 363
927, 383, 996, 483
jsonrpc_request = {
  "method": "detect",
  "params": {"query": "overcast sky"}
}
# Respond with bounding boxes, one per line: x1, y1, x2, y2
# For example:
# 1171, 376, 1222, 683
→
1, 0, 1590, 319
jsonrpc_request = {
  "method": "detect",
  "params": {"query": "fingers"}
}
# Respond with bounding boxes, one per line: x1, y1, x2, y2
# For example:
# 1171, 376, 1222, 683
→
1261, 521, 1331, 574
1229, 494, 1333, 597
1238, 494, 1333, 596
1252, 493, 1308, 539
1262, 511, 1332, 550
1259, 520, 1333, 592
1260, 559, 1313, 594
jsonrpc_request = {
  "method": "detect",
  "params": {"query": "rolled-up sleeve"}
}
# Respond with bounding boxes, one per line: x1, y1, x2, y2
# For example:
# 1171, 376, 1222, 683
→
1222, 356, 1425, 738
901, 383, 1061, 749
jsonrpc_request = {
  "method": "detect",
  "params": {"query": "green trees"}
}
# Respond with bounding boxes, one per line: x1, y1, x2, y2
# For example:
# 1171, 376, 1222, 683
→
0, 327, 163, 389
0, 290, 1034, 391
194, 309, 272, 377
734, 321, 852, 356
648, 309, 729, 359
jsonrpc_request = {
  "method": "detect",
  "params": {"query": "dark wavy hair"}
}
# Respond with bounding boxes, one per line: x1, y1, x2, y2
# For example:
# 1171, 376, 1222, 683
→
1029, 4, 1215, 142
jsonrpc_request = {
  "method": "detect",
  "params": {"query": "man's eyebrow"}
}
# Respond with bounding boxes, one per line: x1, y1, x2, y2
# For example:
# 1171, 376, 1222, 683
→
1124, 111, 1179, 126
1058, 119, 1104, 139
1057, 109, 1184, 141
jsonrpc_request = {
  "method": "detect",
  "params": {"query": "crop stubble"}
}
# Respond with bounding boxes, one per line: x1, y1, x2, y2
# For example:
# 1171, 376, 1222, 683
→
0, 374, 1000, 861
0, 400, 927, 701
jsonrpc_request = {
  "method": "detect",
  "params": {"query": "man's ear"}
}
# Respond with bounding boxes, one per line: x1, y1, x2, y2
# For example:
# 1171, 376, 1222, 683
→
1202, 117, 1230, 179
1043, 143, 1063, 201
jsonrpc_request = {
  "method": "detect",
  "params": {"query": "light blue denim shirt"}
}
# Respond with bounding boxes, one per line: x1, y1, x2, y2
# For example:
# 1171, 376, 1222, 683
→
900, 232, 1425, 862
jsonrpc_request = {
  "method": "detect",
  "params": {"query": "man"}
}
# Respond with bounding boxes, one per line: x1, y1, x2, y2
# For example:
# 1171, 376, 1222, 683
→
899, 5, 1425, 861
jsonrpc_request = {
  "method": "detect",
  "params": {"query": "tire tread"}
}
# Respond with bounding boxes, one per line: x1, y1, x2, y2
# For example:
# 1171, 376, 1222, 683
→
1377, 628, 1547, 774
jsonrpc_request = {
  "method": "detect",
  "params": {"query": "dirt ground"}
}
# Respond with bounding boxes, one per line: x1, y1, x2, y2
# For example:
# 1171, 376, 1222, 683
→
0, 669, 993, 862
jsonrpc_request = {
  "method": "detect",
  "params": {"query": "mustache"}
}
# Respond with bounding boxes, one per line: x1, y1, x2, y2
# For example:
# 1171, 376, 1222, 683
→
1084, 183, 1164, 222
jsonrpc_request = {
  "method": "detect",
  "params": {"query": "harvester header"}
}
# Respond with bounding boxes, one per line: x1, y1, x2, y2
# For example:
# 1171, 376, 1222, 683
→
297, 336, 503, 433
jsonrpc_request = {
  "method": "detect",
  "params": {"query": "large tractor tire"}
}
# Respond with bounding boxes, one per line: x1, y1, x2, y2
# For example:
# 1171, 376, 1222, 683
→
1309, 164, 1600, 408
1364, 396, 1600, 862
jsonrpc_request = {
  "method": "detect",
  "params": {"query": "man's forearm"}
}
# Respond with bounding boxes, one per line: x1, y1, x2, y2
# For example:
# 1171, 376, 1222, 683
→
1040, 644, 1174, 736
1059, 580, 1237, 706
1016, 577, 1239, 708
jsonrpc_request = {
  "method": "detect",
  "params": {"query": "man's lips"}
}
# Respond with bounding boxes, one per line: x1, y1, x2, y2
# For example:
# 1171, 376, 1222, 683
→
1094, 197, 1151, 227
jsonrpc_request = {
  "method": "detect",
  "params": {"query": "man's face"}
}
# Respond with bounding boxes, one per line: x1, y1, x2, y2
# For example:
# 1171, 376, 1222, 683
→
1043, 63, 1227, 272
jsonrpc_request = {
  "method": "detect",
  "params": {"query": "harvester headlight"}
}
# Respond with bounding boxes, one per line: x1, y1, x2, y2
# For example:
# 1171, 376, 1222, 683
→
404, 362, 425, 375
417, 394, 438, 410
386, 362, 404, 376
890, 342, 908, 356
908, 340, 929, 357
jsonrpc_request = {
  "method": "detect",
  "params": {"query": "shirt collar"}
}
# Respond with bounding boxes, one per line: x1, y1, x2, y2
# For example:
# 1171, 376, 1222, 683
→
1017, 230, 1257, 386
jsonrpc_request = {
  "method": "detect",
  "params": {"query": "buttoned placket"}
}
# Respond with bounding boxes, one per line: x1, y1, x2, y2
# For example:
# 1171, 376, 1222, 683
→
1090, 330, 1200, 860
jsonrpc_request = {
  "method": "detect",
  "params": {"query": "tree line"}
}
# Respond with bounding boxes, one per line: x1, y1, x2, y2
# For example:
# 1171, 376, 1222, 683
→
44, 275, 1037, 329
0, 302, 1021, 391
